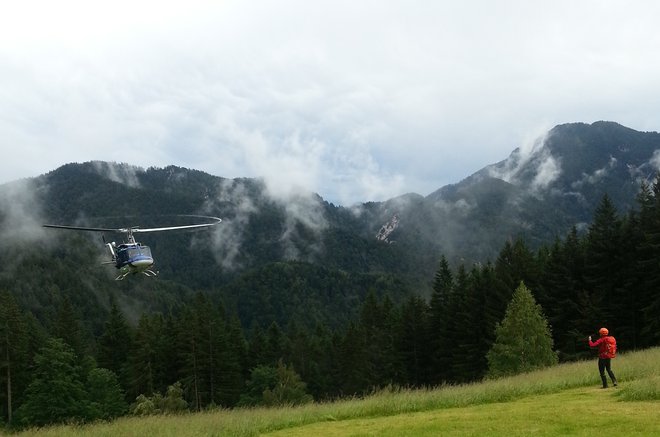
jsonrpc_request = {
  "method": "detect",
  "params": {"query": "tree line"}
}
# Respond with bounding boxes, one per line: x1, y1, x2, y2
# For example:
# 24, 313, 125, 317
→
2, 178, 660, 428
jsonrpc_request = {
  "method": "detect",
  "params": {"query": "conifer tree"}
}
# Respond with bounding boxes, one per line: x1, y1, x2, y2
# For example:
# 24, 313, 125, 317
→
428, 256, 453, 384
176, 294, 221, 411
358, 291, 396, 388
637, 176, 660, 346
264, 322, 287, 366
584, 194, 622, 327
246, 324, 267, 369
303, 323, 335, 399
97, 299, 132, 388
336, 321, 370, 394
396, 295, 430, 386
217, 315, 247, 407
0, 291, 28, 426
52, 297, 86, 358
450, 266, 482, 383
127, 314, 162, 399
442, 264, 469, 383
487, 282, 558, 377
541, 228, 587, 360
617, 211, 645, 348
495, 239, 541, 294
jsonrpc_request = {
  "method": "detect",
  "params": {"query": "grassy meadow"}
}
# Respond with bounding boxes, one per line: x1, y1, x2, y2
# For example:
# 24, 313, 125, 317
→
8, 347, 660, 437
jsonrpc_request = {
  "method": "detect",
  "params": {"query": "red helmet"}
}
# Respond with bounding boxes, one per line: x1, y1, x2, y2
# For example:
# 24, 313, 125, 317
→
599, 327, 609, 336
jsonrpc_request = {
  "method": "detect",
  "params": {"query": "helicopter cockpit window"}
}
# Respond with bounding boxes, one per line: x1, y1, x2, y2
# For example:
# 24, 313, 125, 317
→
126, 246, 152, 259
116, 245, 152, 263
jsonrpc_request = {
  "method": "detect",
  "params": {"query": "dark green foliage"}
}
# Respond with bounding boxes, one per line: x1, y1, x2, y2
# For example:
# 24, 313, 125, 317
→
87, 368, 128, 420
428, 257, 453, 384
3, 133, 660, 426
540, 230, 587, 360
335, 322, 371, 395
220, 261, 410, 330
449, 267, 490, 382
97, 300, 132, 388
359, 292, 400, 388
0, 291, 28, 426
487, 282, 558, 377
396, 295, 430, 386
238, 361, 311, 407
15, 338, 90, 427
261, 361, 313, 407
584, 195, 622, 326
216, 315, 247, 407
52, 297, 88, 358
176, 293, 219, 411
130, 382, 188, 415
238, 365, 278, 407
126, 313, 176, 399
636, 177, 660, 347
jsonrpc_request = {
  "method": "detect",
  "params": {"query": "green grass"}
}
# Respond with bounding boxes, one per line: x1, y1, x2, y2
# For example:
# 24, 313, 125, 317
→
265, 388, 660, 436
9, 348, 660, 437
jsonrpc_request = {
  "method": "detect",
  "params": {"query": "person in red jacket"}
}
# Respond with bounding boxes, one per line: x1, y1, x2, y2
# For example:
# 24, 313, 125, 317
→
588, 327, 618, 388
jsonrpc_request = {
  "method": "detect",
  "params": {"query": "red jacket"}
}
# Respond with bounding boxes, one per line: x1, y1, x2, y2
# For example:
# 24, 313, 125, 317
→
589, 336, 614, 359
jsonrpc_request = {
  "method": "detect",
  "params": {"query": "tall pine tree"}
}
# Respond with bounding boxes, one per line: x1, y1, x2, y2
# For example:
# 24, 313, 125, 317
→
0, 291, 28, 426
428, 256, 454, 385
97, 299, 133, 389
487, 282, 558, 377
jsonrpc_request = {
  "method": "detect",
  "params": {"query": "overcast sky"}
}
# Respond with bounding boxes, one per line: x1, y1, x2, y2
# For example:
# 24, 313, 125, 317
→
1, 1, 659, 205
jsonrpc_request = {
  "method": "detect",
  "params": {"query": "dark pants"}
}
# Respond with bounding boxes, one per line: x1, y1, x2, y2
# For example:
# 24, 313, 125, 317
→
598, 358, 617, 388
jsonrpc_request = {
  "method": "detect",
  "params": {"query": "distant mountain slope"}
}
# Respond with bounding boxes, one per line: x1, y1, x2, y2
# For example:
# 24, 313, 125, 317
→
1, 121, 658, 330
390, 121, 660, 264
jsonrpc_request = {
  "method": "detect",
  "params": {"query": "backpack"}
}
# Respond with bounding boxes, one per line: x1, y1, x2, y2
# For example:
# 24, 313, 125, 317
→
604, 336, 617, 358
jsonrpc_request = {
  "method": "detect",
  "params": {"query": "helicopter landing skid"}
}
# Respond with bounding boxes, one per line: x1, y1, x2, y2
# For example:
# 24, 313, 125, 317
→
115, 272, 130, 281
114, 269, 159, 280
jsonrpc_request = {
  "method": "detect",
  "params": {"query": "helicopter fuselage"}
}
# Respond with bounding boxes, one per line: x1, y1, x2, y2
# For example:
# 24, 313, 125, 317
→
114, 243, 154, 276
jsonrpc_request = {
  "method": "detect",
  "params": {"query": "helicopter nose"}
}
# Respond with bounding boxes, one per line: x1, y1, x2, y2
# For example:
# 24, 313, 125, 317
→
131, 258, 154, 269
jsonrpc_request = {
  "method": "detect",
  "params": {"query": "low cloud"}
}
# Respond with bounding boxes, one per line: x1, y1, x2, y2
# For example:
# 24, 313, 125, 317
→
91, 161, 142, 188
206, 180, 257, 270
488, 129, 550, 184
0, 179, 47, 245
572, 156, 617, 189
203, 175, 331, 269
531, 154, 561, 190
488, 129, 561, 192
650, 150, 660, 171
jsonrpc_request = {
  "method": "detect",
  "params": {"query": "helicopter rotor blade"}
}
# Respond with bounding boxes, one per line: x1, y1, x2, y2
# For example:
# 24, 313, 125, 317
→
43, 216, 221, 234
132, 217, 222, 233
43, 224, 122, 233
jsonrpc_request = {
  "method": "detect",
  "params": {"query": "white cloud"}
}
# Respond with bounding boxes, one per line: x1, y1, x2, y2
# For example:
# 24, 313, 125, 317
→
651, 150, 660, 171
2, 1, 660, 204
0, 179, 47, 244
572, 156, 618, 188
531, 154, 561, 190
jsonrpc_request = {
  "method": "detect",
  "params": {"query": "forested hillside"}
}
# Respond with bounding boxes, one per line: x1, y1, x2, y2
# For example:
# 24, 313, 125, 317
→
1, 121, 660, 428
2, 178, 660, 428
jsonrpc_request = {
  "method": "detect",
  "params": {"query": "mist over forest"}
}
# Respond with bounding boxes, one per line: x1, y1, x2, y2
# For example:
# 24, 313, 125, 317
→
1, 121, 659, 428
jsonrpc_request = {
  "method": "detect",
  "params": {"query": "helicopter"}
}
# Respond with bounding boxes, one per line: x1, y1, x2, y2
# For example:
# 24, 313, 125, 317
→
43, 216, 222, 280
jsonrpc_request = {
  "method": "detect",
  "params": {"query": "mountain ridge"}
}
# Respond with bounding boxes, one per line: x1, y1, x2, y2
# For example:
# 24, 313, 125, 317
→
4, 121, 660, 270
1, 120, 659, 330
